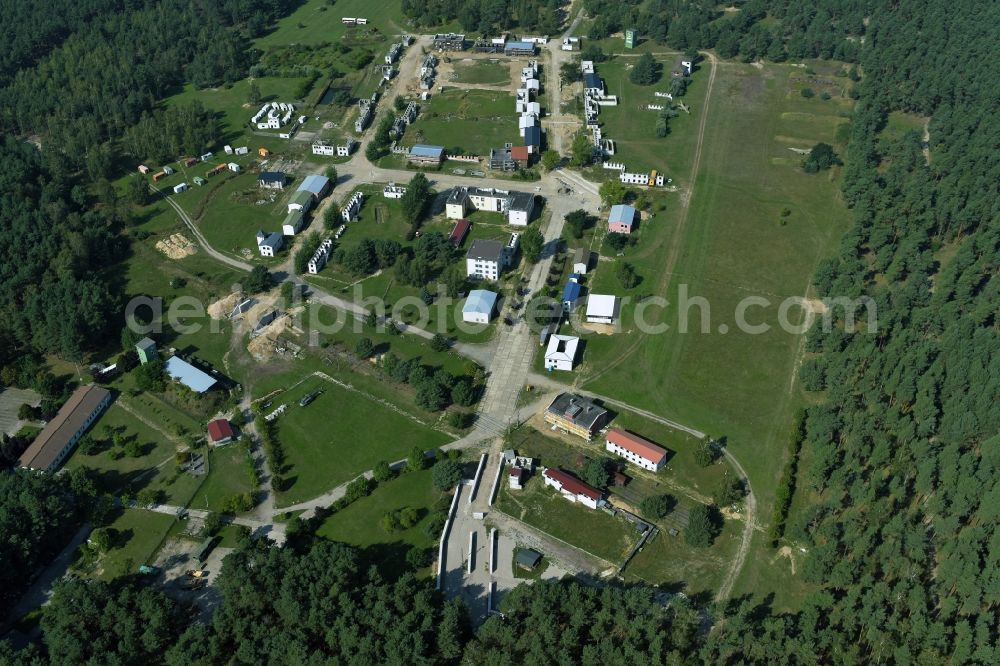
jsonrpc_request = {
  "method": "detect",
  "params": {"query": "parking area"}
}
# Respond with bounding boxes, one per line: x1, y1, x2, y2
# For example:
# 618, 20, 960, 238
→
0, 387, 41, 436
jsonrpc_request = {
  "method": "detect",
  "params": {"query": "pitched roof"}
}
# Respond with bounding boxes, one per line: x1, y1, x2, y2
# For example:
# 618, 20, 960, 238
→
609, 204, 636, 225
164, 356, 217, 393
289, 190, 314, 207
207, 419, 234, 442
562, 282, 581, 302
409, 144, 445, 158
449, 219, 471, 246
545, 335, 579, 363
545, 392, 607, 431
583, 72, 602, 89
259, 171, 285, 183
19, 385, 110, 470
297, 174, 330, 195
463, 289, 498, 315
508, 191, 534, 211
544, 468, 603, 501
606, 428, 667, 465
510, 146, 530, 161
524, 126, 541, 145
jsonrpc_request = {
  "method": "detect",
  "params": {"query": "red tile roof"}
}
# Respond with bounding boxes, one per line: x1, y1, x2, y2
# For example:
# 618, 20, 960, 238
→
544, 468, 603, 501
509, 467, 524, 479
207, 419, 234, 442
606, 428, 667, 465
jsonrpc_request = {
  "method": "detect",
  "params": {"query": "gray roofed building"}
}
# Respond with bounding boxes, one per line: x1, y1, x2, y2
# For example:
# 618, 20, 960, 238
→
18, 385, 112, 472
515, 548, 543, 569
543, 392, 610, 440
466, 239, 505, 263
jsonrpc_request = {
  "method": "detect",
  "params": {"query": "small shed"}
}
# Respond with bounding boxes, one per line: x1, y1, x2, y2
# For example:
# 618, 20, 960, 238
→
135, 338, 157, 364
515, 548, 543, 570
258, 147, 270, 157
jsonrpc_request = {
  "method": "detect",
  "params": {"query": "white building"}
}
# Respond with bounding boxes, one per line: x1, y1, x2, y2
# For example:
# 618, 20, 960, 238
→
544, 335, 579, 371
447, 187, 535, 226
227, 162, 240, 172
620, 171, 665, 186
307, 238, 334, 274
282, 210, 306, 236
465, 239, 508, 281
462, 289, 498, 324
224, 145, 233, 155
542, 468, 603, 510
312, 142, 336, 156
234, 146, 249, 155
337, 139, 358, 157
605, 428, 668, 472
341, 191, 364, 222
383, 183, 407, 199
256, 230, 283, 257
586, 294, 618, 324
173, 182, 188, 194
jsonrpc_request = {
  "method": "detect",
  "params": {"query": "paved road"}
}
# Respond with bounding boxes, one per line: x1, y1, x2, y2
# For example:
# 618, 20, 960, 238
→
1, 523, 92, 632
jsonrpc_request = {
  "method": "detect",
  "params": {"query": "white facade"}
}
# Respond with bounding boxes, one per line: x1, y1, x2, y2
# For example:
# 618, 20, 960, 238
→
173, 182, 188, 194
256, 231, 282, 257
307, 238, 334, 274
605, 440, 662, 471
383, 183, 407, 199
543, 470, 600, 509
341, 191, 364, 222
544, 335, 579, 371
620, 172, 665, 186
235, 146, 249, 155
312, 143, 336, 156
337, 139, 357, 157
227, 163, 240, 172
466, 257, 501, 281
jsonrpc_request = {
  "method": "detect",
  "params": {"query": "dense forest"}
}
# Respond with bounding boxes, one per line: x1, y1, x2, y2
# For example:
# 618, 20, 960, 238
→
1, 0, 998, 662
401, 0, 565, 35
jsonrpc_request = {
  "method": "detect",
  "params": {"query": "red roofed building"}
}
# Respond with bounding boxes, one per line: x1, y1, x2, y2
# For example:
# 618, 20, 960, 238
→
605, 428, 668, 471
207, 418, 234, 445
449, 219, 471, 247
543, 468, 603, 509
510, 145, 530, 167
509, 466, 525, 490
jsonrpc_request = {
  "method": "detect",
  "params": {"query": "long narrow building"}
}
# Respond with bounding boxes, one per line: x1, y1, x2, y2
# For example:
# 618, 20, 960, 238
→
18, 385, 112, 472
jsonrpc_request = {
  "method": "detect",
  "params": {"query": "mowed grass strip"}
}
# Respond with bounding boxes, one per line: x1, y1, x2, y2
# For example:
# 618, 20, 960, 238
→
194, 444, 256, 513
93, 508, 176, 581
495, 477, 640, 564
254, 0, 407, 48
450, 58, 511, 85
274, 378, 451, 506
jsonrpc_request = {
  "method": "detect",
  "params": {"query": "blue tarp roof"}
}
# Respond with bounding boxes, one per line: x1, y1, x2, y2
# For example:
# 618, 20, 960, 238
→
463, 289, 498, 315
409, 144, 445, 158
165, 356, 217, 393
609, 204, 636, 225
562, 282, 582, 302
297, 174, 330, 195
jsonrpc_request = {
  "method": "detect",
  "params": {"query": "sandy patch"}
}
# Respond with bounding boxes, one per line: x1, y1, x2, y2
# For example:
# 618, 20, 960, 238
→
207, 293, 241, 320
155, 233, 197, 259
579, 322, 617, 335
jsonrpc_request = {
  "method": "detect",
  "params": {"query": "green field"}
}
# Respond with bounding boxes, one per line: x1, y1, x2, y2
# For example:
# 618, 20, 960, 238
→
64, 404, 201, 506
93, 509, 176, 581
451, 58, 511, 85
496, 476, 641, 565
588, 52, 712, 176
316, 468, 442, 575
194, 444, 257, 513
270, 375, 452, 506
403, 89, 517, 156
575, 60, 852, 607
624, 517, 741, 594
255, 0, 408, 49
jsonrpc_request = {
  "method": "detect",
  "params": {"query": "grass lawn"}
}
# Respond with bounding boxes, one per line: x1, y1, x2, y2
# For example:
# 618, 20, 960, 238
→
588, 52, 711, 176
192, 443, 256, 513
316, 468, 442, 556
254, 0, 408, 49
403, 88, 517, 156
94, 509, 176, 581
451, 58, 511, 85
575, 60, 852, 607
271, 376, 451, 506
495, 476, 641, 565
623, 516, 741, 596
512, 548, 550, 580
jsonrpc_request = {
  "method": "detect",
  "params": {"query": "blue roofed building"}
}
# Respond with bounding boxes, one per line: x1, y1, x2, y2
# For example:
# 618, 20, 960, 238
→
297, 174, 331, 200
523, 126, 541, 153
608, 204, 637, 234
259, 171, 286, 189
562, 281, 582, 312
407, 144, 445, 165
583, 72, 603, 93
165, 356, 217, 393
462, 289, 499, 324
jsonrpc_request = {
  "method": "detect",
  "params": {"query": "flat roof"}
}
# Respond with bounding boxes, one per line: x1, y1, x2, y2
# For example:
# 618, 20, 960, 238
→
467, 239, 505, 262
165, 356, 217, 393
607, 428, 667, 465
505, 41, 535, 50
463, 289, 498, 315
19, 385, 111, 470
586, 294, 617, 318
